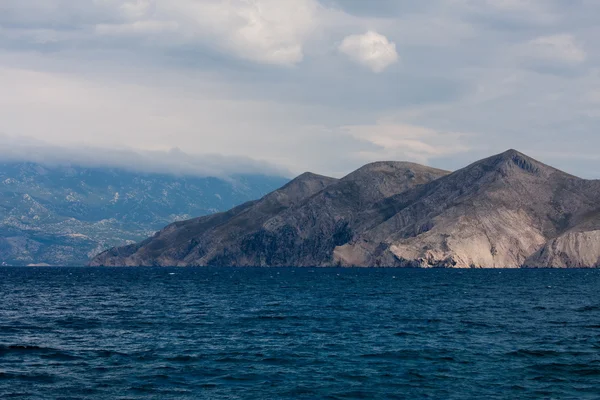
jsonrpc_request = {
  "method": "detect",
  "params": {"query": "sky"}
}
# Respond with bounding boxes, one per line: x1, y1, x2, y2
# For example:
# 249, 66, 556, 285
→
1, 0, 599, 178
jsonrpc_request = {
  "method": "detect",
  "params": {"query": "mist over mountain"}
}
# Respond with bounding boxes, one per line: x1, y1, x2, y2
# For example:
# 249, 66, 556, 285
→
91, 150, 600, 268
0, 135, 290, 178
0, 161, 288, 266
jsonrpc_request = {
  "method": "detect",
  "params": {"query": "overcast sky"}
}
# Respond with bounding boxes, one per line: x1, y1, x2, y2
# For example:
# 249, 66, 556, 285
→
1, 0, 599, 178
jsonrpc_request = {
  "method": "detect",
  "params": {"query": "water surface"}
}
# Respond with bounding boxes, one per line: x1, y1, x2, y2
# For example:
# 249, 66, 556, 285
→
1, 267, 600, 399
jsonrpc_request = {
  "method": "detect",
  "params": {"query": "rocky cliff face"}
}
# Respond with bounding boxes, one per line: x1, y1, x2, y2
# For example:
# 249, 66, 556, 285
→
335, 150, 600, 268
524, 211, 600, 268
91, 150, 600, 268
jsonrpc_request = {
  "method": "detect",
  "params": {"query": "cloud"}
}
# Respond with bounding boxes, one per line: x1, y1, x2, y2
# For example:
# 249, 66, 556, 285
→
0, 63, 383, 177
1, 0, 600, 180
0, 134, 289, 178
0, 0, 155, 27
449, 0, 559, 27
117, 0, 156, 20
95, 20, 180, 36
160, 0, 321, 66
338, 31, 399, 72
517, 34, 587, 66
341, 122, 472, 164
0, 0, 320, 66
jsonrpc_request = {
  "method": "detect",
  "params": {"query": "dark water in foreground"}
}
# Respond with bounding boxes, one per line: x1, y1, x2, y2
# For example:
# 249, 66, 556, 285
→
1, 268, 600, 399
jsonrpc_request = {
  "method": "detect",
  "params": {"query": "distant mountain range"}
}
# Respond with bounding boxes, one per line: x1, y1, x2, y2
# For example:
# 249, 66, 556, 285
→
0, 162, 288, 266
91, 150, 600, 268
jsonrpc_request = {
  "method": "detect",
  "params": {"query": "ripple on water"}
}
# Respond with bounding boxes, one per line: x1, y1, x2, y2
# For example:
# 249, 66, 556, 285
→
1, 267, 600, 399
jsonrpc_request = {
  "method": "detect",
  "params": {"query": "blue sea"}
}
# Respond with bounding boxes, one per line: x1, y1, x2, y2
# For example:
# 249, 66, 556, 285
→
1, 267, 600, 399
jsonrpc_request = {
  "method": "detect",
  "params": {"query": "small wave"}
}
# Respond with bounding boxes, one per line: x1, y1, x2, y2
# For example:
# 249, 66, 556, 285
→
576, 305, 600, 312
216, 356, 251, 363
94, 349, 129, 358
260, 357, 295, 365
360, 350, 449, 361
0, 372, 56, 383
508, 349, 561, 358
329, 390, 372, 398
55, 317, 102, 329
337, 373, 369, 382
407, 370, 428, 380
459, 320, 493, 328
393, 332, 418, 337
199, 383, 218, 389
219, 373, 261, 382
251, 315, 303, 321
128, 385, 156, 394
166, 355, 202, 363
530, 363, 600, 376
0, 344, 55, 355
40, 351, 82, 361
0, 325, 25, 333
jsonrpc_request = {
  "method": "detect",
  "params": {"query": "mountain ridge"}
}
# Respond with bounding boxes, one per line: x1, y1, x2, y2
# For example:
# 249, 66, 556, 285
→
0, 162, 288, 266
91, 150, 600, 268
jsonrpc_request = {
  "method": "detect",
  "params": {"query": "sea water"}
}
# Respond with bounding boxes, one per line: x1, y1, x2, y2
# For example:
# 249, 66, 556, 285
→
1, 267, 599, 399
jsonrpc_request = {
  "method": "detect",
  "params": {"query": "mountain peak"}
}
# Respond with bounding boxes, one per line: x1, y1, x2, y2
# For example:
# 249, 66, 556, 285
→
342, 161, 450, 182
280, 171, 337, 190
500, 148, 523, 157
264, 171, 337, 207
499, 149, 542, 174
295, 171, 333, 181
472, 149, 557, 178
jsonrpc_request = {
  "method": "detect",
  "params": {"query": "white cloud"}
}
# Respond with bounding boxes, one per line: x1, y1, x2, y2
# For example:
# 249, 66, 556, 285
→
159, 0, 320, 66
116, 0, 156, 20
517, 34, 586, 66
338, 31, 399, 73
1, 0, 320, 66
341, 122, 472, 164
0, 64, 373, 176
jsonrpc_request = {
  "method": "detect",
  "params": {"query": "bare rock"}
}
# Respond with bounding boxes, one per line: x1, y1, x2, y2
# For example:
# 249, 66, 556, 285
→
91, 150, 600, 268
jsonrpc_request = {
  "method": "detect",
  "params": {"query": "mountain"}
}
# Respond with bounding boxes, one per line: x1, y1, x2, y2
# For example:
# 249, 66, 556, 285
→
336, 150, 600, 268
90, 150, 600, 268
90, 162, 450, 266
0, 162, 288, 266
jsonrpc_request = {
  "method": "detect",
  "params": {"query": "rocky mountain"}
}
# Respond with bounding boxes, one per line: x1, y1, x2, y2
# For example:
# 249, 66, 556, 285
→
0, 162, 288, 266
337, 150, 600, 268
91, 150, 600, 268
349, 151, 600, 269
91, 161, 448, 266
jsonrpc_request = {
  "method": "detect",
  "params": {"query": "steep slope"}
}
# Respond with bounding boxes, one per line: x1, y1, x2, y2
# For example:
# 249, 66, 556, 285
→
0, 162, 288, 266
335, 150, 600, 268
90, 172, 339, 266
524, 209, 600, 268
91, 163, 448, 266
90, 150, 600, 268
242, 162, 451, 266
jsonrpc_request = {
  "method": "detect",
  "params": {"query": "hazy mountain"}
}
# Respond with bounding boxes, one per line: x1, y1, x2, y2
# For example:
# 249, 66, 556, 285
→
0, 162, 288, 266
92, 150, 600, 268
